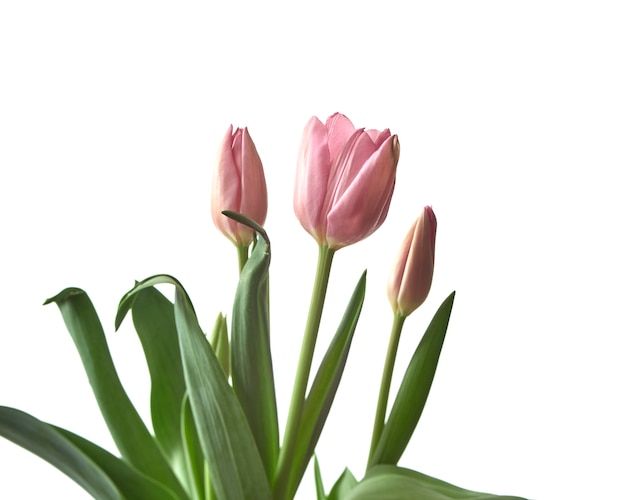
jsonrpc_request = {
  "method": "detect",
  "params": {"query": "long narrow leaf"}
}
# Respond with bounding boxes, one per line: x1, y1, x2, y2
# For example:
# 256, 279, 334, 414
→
181, 394, 205, 500
370, 292, 455, 467
229, 217, 279, 481
314, 457, 327, 500
287, 271, 366, 497
0, 406, 120, 500
129, 286, 187, 475
345, 465, 527, 500
117, 275, 271, 500
54, 426, 181, 500
44, 288, 187, 498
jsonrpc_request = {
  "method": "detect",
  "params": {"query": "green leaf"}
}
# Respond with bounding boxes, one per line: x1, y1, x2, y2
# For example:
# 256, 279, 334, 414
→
314, 456, 327, 500
287, 271, 367, 497
54, 426, 181, 500
345, 465, 527, 500
181, 394, 205, 500
327, 468, 358, 500
129, 286, 187, 476
0, 406, 123, 500
369, 292, 455, 467
44, 288, 186, 499
117, 275, 271, 500
230, 222, 279, 481
209, 313, 230, 377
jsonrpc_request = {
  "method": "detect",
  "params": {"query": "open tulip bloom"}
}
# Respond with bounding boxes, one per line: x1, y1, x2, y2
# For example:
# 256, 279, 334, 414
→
0, 113, 527, 500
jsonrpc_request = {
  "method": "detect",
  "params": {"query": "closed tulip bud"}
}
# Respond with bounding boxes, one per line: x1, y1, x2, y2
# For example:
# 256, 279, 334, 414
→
211, 125, 268, 246
294, 113, 400, 250
387, 206, 437, 317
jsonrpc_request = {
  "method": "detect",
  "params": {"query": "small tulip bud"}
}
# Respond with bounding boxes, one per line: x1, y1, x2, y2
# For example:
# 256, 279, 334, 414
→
387, 206, 437, 317
211, 125, 268, 246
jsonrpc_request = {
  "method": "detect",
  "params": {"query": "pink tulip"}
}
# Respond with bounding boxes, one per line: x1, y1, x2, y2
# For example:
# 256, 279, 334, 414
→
211, 125, 268, 246
387, 206, 437, 316
294, 113, 400, 250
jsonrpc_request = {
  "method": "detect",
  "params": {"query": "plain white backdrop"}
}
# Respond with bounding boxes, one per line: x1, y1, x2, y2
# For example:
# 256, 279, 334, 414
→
1, 2, 625, 499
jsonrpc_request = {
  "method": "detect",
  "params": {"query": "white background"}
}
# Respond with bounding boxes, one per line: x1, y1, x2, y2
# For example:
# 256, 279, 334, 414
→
1, 2, 625, 499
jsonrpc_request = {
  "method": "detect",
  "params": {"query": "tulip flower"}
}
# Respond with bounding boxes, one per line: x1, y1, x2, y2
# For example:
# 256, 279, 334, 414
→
294, 112, 400, 250
211, 125, 268, 247
387, 206, 437, 317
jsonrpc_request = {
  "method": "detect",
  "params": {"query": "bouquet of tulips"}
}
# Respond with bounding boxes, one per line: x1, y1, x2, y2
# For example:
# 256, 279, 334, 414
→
0, 113, 526, 499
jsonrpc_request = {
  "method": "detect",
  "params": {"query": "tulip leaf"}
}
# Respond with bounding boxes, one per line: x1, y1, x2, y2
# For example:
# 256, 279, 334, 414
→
0, 406, 123, 500
229, 216, 279, 481
44, 288, 187, 499
181, 394, 205, 500
287, 271, 366, 497
116, 275, 271, 500
345, 465, 527, 500
209, 313, 230, 377
314, 456, 327, 500
53, 426, 181, 500
327, 468, 358, 500
369, 291, 455, 467
0, 406, 180, 500
129, 285, 187, 478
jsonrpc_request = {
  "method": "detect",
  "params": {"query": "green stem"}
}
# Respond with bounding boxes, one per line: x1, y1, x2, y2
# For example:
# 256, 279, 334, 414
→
367, 312, 406, 467
237, 244, 249, 273
273, 244, 335, 500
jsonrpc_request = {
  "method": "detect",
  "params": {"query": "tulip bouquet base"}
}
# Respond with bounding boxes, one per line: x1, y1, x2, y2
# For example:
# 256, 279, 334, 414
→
0, 114, 527, 500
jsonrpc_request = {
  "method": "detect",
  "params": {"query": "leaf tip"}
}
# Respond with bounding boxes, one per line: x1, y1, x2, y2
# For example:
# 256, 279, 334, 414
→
43, 287, 85, 306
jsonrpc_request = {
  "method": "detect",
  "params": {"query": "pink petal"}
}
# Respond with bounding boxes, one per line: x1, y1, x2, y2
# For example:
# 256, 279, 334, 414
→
326, 135, 399, 248
294, 116, 332, 241
240, 127, 267, 227
325, 113, 357, 163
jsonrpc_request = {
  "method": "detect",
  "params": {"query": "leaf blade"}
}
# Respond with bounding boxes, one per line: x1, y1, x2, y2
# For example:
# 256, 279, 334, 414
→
45, 287, 186, 498
54, 426, 181, 500
346, 465, 527, 500
370, 292, 455, 467
0, 406, 122, 500
287, 271, 366, 497
230, 227, 279, 481
117, 275, 271, 500
130, 286, 187, 474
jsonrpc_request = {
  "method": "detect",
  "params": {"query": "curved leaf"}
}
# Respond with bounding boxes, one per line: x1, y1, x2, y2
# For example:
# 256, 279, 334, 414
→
287, 271, 366, 497
369, 292, 455, 467
130, 286, 187, 476
230, 222, 279, 481
117, 275, 271, 500
54, 426, 181, 500
44, 288, 186, 498
0, 406, 122, 500
345, 465, 527, 500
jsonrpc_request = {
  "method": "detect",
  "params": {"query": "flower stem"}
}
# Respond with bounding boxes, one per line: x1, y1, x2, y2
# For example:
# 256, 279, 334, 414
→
367, 312, 406, 467
237, 244, 249, 273
273, 244, 335, 500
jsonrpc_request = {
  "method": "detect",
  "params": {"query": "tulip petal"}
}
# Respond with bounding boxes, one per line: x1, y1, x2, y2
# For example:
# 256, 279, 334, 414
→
325, 112, 357, 163
387, 221, 414, 312
240, 127, 268, 227
294, 116, 333, 241
326, 135, 399, 248
325, 130, 373, 209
